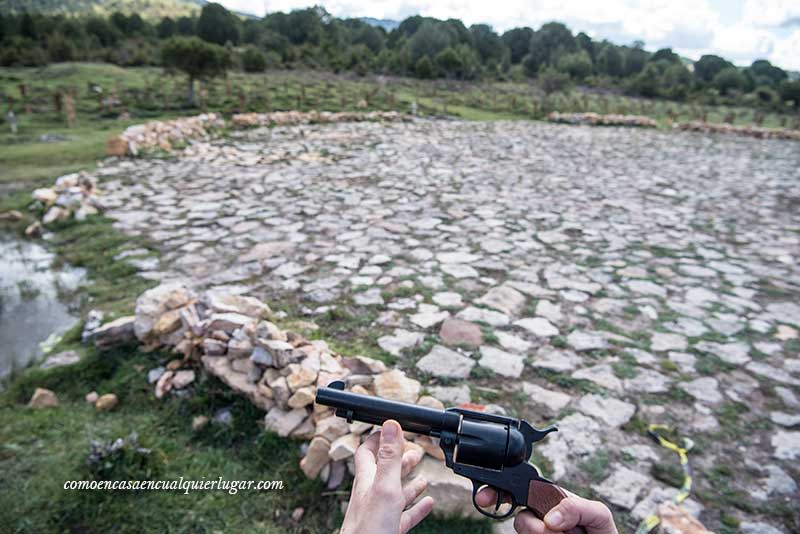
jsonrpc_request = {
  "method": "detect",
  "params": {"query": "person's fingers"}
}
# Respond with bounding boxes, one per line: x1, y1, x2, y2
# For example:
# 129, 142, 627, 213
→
474, 486, 513, 508
543, 496, 617, 534
353, 431, 380, 480
374, 420, 404, 493
475, 486, 497, 507
401, 448, 423, 478
402, 476, 428, 507
400, 495, 434, 533
514, 510, 546, 534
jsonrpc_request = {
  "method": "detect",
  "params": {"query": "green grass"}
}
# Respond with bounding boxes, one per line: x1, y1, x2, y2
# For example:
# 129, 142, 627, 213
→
0, 343, 343, 533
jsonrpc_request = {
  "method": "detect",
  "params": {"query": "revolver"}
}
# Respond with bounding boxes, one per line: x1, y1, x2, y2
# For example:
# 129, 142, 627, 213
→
316, 380, 586, 532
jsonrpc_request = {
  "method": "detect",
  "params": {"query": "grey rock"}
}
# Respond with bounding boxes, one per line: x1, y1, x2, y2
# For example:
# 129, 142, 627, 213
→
577, 394, 636, 427
532, 348, 582, 372
456, 306, 510, 327
427, 384, 471, 405
416, 345, 475, 379
147, 366, 166, 384
650, 332, 687, 352
772, 431, 800, 460
521, 382, 571, 414
566, 330, 608, 351
680, 377, 723, 404
625, 369, 671, 393
740, 521, 786, 534
572, 364, 623, 392
514, 317, 559, 337
770, 411, 800, 427
476, 285, 526, 316
40, 350, 80, 369
478, 346, 524, 378
592, 465, 651, 509
377, 329, 424, 357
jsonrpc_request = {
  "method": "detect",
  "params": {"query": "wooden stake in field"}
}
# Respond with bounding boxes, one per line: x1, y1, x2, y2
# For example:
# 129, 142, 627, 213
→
63, 94, 77, 128
53, 91, 63, 114
6, 110, 17, 134
200, 88, 208, 112
18, 84, 31, 114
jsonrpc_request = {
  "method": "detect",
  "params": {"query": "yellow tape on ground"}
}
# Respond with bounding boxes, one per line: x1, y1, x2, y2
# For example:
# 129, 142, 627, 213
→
634, 424, 694, 534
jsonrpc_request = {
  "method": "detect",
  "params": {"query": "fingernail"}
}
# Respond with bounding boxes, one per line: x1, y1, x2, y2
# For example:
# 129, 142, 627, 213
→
382, 420, 398, 440
544, 510, 563, 528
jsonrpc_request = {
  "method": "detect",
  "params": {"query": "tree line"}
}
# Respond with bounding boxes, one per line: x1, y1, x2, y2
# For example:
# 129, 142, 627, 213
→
2, 3, 799, 110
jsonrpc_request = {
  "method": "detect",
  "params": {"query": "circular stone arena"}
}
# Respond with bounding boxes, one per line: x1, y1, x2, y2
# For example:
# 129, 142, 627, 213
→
98, 119, 799, 530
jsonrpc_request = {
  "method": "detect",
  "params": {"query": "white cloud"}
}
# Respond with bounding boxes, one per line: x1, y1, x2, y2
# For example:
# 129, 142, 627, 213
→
219, 0, 799, 70
742, 0, 800, 28
772, 29, 800, 70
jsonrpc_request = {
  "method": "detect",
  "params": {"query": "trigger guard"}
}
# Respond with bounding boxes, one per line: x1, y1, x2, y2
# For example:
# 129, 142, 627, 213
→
471, 482, 517, 520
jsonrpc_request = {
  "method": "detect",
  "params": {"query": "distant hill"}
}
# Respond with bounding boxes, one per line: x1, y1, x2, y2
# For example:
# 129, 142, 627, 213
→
360, 17, 399, 31
0, 0, 205, 18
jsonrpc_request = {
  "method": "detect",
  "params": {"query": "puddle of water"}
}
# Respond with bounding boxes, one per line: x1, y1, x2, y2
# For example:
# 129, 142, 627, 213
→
0, 233, 86, 382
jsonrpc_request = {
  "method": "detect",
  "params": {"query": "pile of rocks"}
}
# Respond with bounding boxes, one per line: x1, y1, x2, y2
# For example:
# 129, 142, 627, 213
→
230, 110, 409, 128
132, 283, 466, 506
27, 171, 104, 235
674, 121, 800, 141
106, 113, 225, 156
548, 112, 658, 128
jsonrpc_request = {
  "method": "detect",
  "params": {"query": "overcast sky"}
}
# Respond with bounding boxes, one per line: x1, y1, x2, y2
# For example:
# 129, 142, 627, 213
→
216, 0, 800, 70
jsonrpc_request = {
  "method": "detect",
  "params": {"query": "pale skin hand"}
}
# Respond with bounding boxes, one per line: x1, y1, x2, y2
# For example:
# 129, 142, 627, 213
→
340, 420, 434, 534
476, 487, 618, 534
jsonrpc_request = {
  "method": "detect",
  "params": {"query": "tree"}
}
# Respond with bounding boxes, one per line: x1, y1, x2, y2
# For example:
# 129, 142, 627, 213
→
415, 55, 434, 78
747, 59, 787, 87
596, 44, 623, 77
197, 3, 239, 45
157, 18, 176, 39
86, 17, 119, 46
623, 44, 647, 76
353, 24, 384, 54
241, 46, 266, 72
661, 63, 692, 100
435, 47, 461, 78
470, 24, 505, 65
501, 27, 533, 64
712, 67, 746, 95
407, 20, 451, 62
538, 66, 570, 95
631, 63, 661, 97
651, 48, 680, 64
47, 32, 75, 62
265, 8, 323, 46
557, 50, 592, 80
779, 80, 800, 108
694, 54, 733, 83
525, 22, 576, 76
176, 16, 195, 35
161, 36, 231, 106
20, 13, 37, 39
575, 32, 594, 61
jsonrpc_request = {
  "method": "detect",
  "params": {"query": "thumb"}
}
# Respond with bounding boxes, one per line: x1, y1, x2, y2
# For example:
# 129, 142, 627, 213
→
374, 420, 404, 491
544, 496, 617, 534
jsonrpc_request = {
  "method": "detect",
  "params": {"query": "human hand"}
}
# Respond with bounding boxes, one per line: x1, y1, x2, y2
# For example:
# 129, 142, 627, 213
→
476, 487, 617, 534
340, 420, 435, 534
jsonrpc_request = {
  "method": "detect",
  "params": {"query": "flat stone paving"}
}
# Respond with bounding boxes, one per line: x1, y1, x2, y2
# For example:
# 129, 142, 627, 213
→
97, 119, 799, 530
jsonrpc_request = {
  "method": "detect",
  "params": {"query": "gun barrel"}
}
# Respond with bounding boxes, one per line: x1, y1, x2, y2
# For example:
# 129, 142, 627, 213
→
316, 383, 461, 436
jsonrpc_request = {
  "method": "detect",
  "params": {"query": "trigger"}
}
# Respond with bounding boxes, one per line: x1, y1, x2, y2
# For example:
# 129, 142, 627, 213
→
494, 490, 502, 513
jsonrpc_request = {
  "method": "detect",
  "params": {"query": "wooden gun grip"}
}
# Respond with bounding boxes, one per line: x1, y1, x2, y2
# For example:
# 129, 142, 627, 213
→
527, 480, 587, 534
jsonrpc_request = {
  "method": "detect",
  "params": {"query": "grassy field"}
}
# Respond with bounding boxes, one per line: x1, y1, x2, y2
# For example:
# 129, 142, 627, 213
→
1, 62, 798, 533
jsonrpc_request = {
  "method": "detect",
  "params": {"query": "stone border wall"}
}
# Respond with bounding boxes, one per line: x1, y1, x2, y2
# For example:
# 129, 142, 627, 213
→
116, 282, 475, 515
548, 112, 658, 128
105, 111, 409, 157
673, 120, 800, 141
